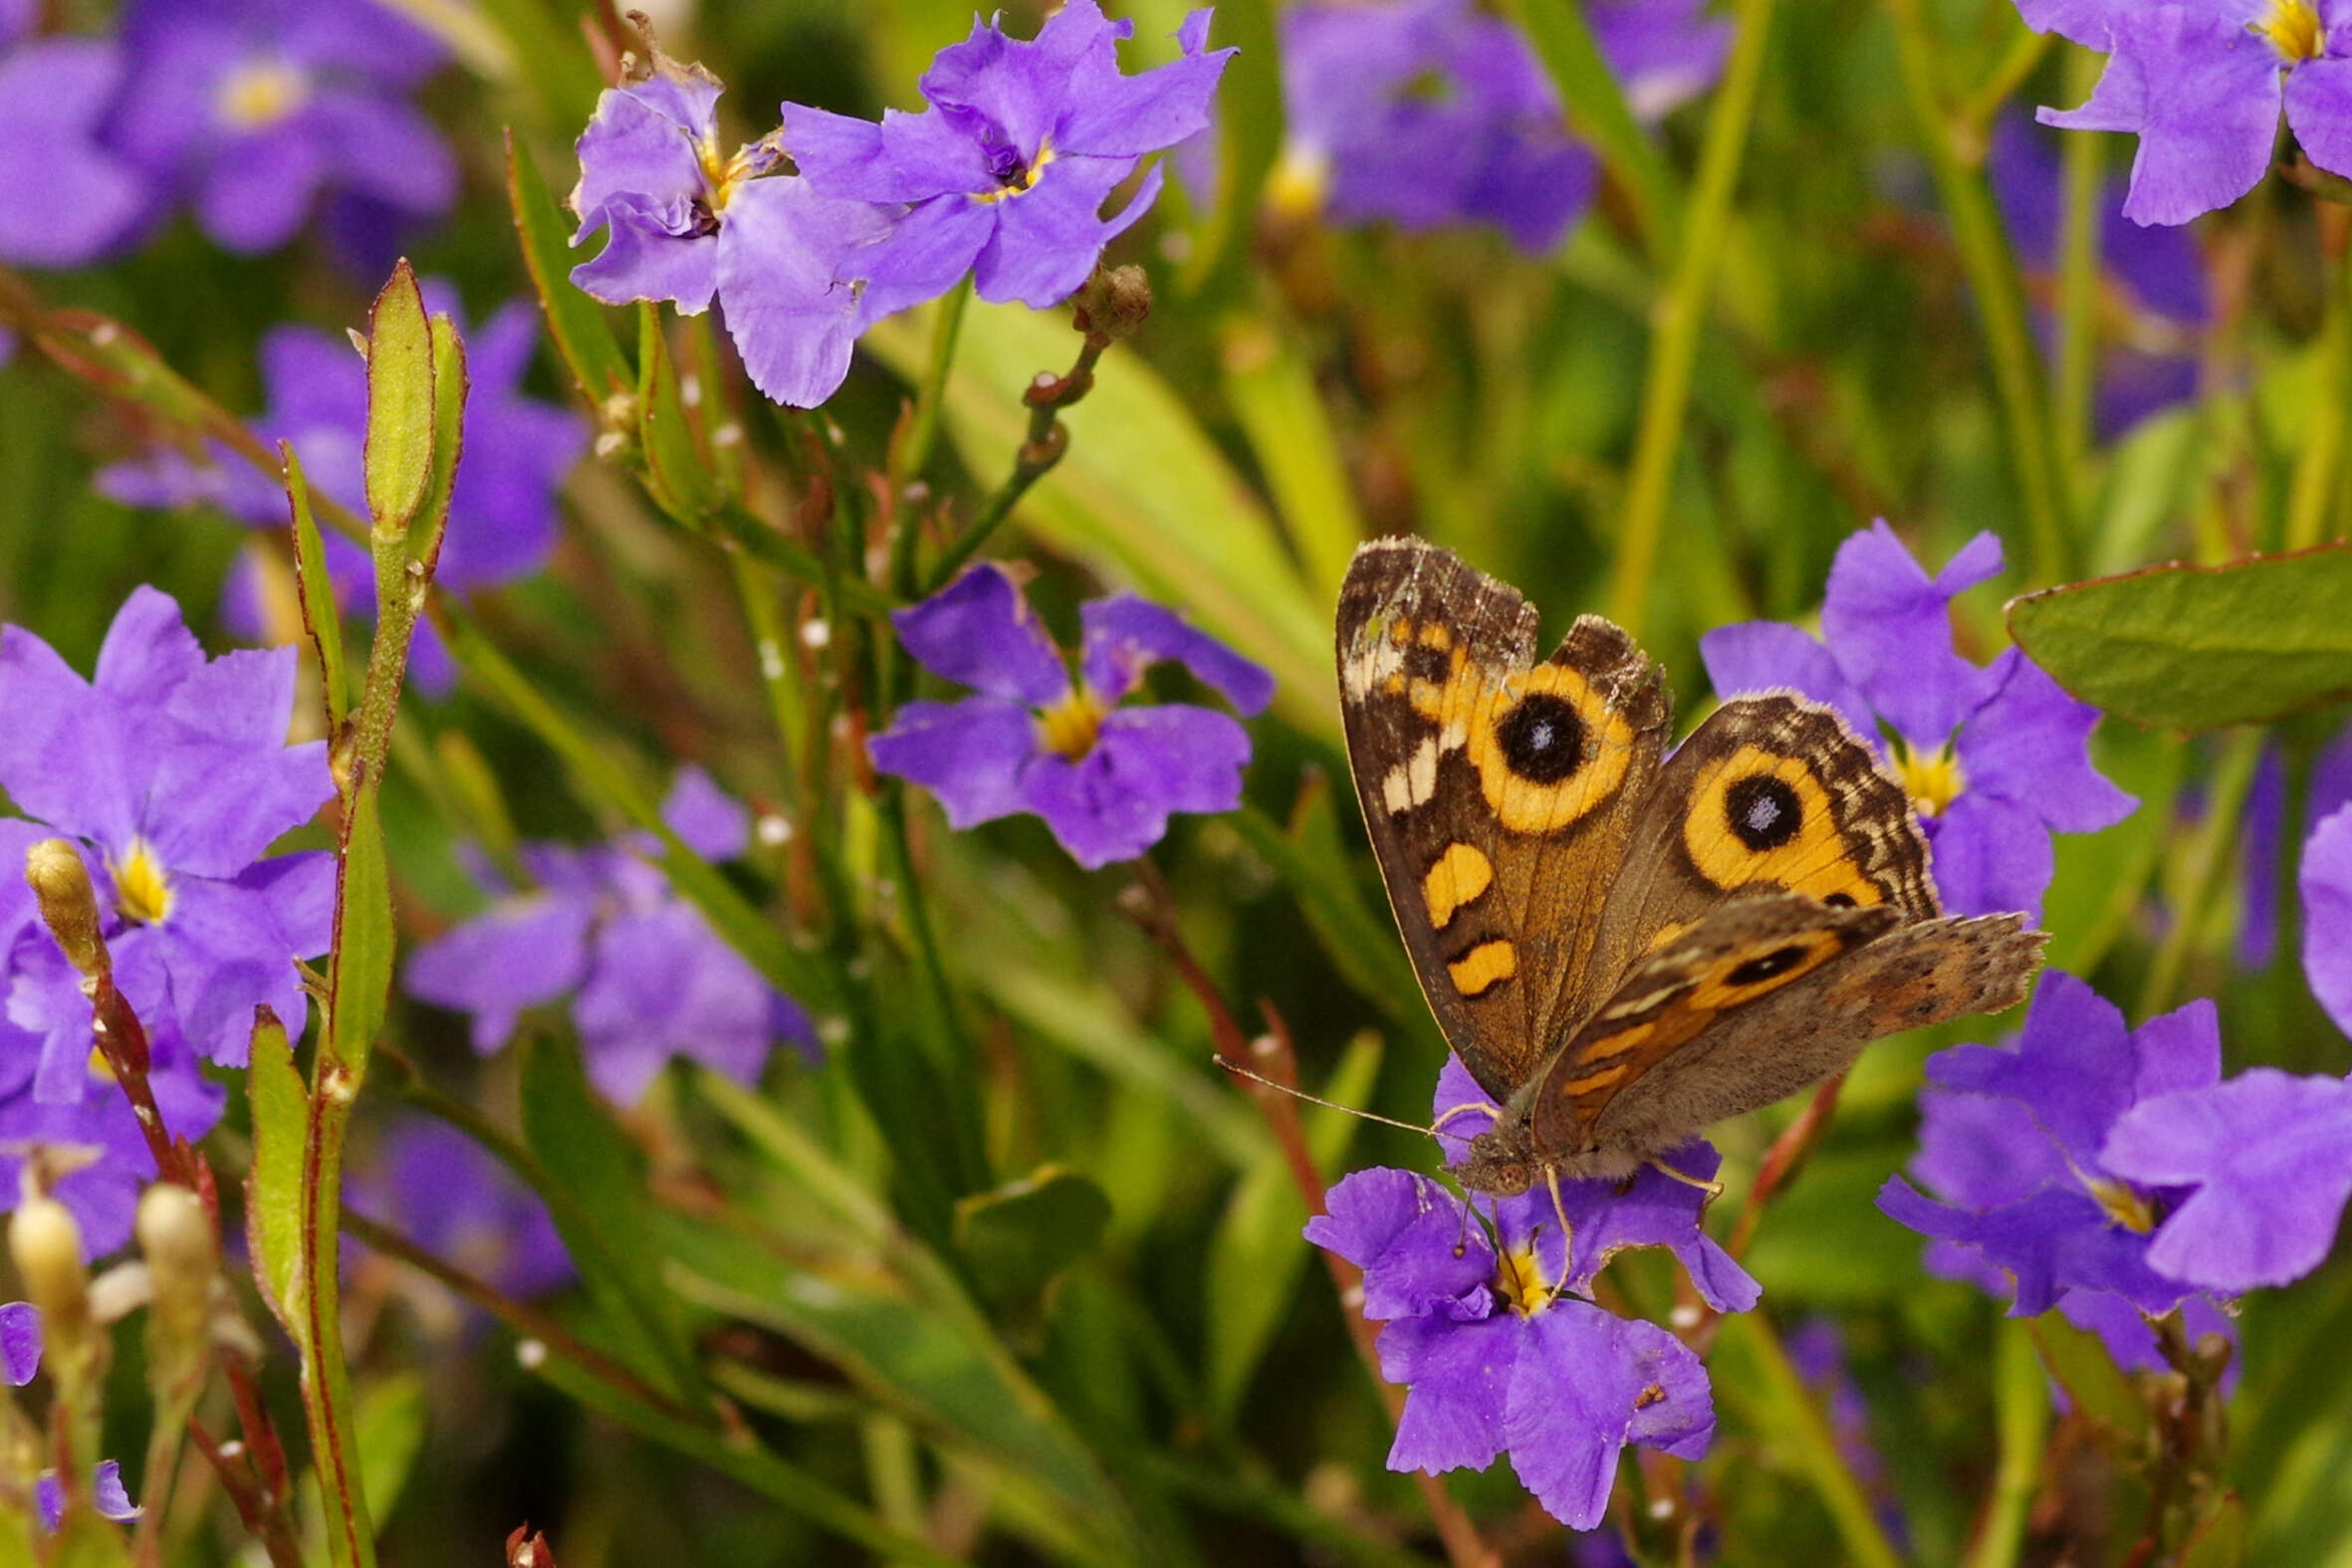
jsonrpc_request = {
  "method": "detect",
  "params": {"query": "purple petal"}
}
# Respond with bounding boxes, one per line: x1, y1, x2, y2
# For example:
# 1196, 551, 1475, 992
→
717, 177, 903, 405
1877, 1178, 2184, 1316
1911, 1083, 2072, 1211
404, 892, 597, 1055
1956, 649, 2137, 831
1555, 1142, 1760, 1312
661, 766, 749, 861
91, 1461, 138, 1522
2288, 54, 2352, 182
1923, 790, 2056, 920
95, 585, 206, 709
1820, 523, 2001, 745
920, 2, 1126, 162
0, 1302, 39, 1385
2011, 0, 2138, 47
889, 564, 1070, 704
1504, 1303, 1714, 1529
1380, 1310, 1514, 1475
144, 727, 333, 883
196, 123, 329, 252
572, 194, 721, 314
973, 154, 1151, 309
782, 103, 995, 200
2131, 998, 2222, 1100
1432, 1053, 1501, 1152
1053, 17, 1234, 156
572, 77, 711, 224
577, 903, 780, 1103
1927, 972, 2132, 1169
0, 40, 148, 268
847, 192, 998, 323
2303, 802, 2352, 1035
2104, 1068, 2352, 1290
1699, 620, 1877, 739
0, 624, 143, 851
308, 92, 454, 216
1594, 0, 1736, 120
1461, 135, 1597, 255
236, 849, 336, 963
1305, 1167, 1494, 1319
2057, 1288, 2240, 1395
138, 877, 314, 1065
1021, 704, 1253, 869
2037, 10, 2280, 228
1078, 593, 1276, 711
866, 697, 1045, 830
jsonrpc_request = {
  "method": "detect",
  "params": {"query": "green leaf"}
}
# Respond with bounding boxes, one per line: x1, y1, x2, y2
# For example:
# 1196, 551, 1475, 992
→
406, 312, 469, 569
2182, 1492, 2248, 1568
360, 261, 436, 534
505, 128, 632, 410
518, 1030, 703, 1401
1220, 316, 1364, 605
635, 301, 724, 523
467, 0, 603, 131
863, 302, 1331, 741
244, 1006, 309, 1328
1204, 1031, 1379, 1420
2007, 544, 2352, 730
324, 790, 391, 1075
284, 443, 349, 734
1232, 790, 1432, 1042
953, 1165, 1112, 1304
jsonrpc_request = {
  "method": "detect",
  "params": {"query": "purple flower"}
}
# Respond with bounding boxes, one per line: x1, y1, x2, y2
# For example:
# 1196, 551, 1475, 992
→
568, 47, 900, 407
1304, 1159, 1715, 1528
2299, 800, 2352, 1033
1880, 971, 2220, 1315
103, 0, 454, 253
1988, 116, 2209, 436
1702, 523, 2136, 919
0, 14, 148, 267
2237, 728, 2352, 969
866, 565, 1274, 870
403, 769, 817, 1105
351, 1119, 573, 1302
97, 286, 586, 693
782, 4, 1230, 311
1274, 0, 1728, 252
2, 1306, 142, 1529
0, 588, 334, 1083
2055, 1284, 2239, 1394
2018, 0, 2352, 224
2102, 1065, 2352, 1289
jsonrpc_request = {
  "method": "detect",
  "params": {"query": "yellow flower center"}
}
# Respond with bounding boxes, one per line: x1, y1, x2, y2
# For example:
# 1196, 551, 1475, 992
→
2087, 1176, 2157, 1234
1265, 143, 1330, 220
1896, 739, 1968, 818
1495, 1242, 1556, 1316
1036, 685, 1110, 762
2257, 0, 2328, 61
215, 58, 312, 131
977, 140, 1056, 204
699, 137, 762, 214
110, 838, 174, 926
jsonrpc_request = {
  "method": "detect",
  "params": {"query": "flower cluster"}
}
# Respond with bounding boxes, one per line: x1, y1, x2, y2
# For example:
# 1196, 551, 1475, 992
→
404, 769, 817, 1106
1272, 0, 1730, 252
99, 283, 586, 692
0, 589, 330, 1252
0, 0, 451, 265
2016, 0, 2352, 223
1304, 1059, 1747, 1529
2, 1304, 140, 1532
1883, 969, 2352, 1338
571, 5, 1229, 407
1704, 523, 2137, 920
868, 565, 1275, 870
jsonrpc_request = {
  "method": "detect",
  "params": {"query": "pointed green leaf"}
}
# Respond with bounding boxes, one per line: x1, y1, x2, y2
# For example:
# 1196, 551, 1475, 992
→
635, 301, 724, 523
953, 1165, 1111, 1304
355, 1374, 427, 1530
2007, 544, 2352, 730
505, 127, 631, 409
284, 443, 349, 733
360, 261, 435, 534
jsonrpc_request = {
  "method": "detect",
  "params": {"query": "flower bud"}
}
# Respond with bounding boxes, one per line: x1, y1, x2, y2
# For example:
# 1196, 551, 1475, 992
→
8, 1197, 89, 1364
1072, 264, 1151, 347
135, 1186, 214, 1336
23, 840, 106, 981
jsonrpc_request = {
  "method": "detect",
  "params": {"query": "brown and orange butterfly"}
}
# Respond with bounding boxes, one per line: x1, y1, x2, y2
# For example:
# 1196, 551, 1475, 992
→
1336, 538, 2044, 1196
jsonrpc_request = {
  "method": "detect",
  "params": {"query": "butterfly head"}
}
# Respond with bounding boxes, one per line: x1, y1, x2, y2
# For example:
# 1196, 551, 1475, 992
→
1454, 1131, 1537, 1197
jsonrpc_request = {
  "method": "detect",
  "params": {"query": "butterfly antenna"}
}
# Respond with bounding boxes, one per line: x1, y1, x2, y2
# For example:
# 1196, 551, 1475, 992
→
1212, 1057, 1444, 1139
1545, 1166, 1577, 1296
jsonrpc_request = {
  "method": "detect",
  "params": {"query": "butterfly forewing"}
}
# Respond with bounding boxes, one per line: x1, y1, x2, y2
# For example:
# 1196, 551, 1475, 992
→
1337, 539, 1672, 1105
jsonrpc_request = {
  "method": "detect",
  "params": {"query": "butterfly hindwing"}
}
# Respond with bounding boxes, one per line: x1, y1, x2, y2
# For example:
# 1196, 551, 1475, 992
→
1337, 539, 1672, 1105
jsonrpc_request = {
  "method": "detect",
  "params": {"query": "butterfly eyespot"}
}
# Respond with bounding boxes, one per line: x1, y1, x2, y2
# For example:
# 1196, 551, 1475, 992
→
1723, 773, 1803, 850
1724, 944, 1810, 987
1494, 692, 1587, 784
1823, 892, 1857, 908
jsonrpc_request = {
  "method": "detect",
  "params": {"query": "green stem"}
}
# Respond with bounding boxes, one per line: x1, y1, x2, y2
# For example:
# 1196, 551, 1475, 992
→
2285, 242, 2352, 552
1967, 1319, 2050, 1568
896, 275, 973, 503
1884, 0, 2072, 582
2053, 46, 2105, 490
1605, 0, 1776, 634
923, 337, 1106, 594
1505, 0, 1686, 265
1720, 1313, 1907, 1568
2138, 728, 2265, 1017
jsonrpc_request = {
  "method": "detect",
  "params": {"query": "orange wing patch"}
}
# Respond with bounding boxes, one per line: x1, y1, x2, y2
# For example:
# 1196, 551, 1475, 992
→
1682, 746, 1886, 907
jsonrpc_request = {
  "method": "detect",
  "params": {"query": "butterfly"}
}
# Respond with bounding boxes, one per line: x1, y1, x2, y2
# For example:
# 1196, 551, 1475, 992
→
1336, 538, 2045, 1197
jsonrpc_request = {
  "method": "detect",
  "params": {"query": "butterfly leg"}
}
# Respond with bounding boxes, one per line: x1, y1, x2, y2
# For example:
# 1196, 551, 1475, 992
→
1648, 1156, 1725, 1201
1544, 1165, 1577, 1297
